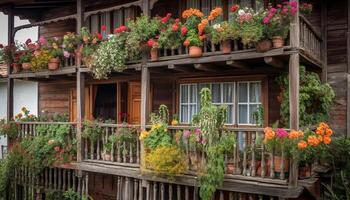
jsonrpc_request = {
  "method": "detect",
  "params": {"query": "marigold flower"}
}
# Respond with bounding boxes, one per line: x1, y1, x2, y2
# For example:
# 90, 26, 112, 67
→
139, 130, 149, 140
208, 7, 223, 21
317, 135, 323, 143
323, 136, 331, 145
198, 19, 208, 35
319, 122, 329, 129
325, 128, 333, 137
182, 8, 204, 19
316, 127, 324, 136
298, 140, 307, 150
288, 130, 300, 139
307, 135, 320, 147
171, 119, 178, 126
264, 127, 275, 141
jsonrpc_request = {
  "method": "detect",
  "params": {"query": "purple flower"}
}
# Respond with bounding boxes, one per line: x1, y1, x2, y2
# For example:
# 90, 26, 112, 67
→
276, 128, 288, 138
63, 51, 70, 58
183, 130, 191, 138
194, 128, 201, 135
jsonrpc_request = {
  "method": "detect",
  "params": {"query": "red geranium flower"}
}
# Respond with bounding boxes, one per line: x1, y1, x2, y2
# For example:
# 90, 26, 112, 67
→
97, 33, 103, 40
147, 39, 155, 47
181, 26, 188, 36
101, 25, 107, 31
231, 5, 239, 12
0, 44, 3, 49
172, 24, 179, 31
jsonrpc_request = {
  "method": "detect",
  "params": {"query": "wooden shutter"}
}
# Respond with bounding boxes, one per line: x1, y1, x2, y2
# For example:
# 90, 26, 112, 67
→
70, 86, 93, 122
128, 82, 141, 124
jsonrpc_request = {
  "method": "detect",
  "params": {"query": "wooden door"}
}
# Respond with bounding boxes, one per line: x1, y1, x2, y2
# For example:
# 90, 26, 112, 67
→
70, 86, 93, 122
128, 82, 141, 124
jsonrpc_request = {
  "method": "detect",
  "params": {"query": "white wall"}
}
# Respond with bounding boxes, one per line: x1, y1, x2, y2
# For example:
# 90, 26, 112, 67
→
0, 80, 38, 158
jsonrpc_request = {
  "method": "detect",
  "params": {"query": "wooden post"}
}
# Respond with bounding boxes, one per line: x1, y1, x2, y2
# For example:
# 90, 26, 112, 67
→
321, 0, 328, 83
288, 0, 300, 187
347, 0, 350, 138
76, 0, 85, 163
142, 0, 150, 16
7, 5, 14, 123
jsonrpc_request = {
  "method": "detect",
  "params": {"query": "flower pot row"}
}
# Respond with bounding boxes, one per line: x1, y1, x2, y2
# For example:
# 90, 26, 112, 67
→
12, 58, 61, 73
149, 37, 284, 60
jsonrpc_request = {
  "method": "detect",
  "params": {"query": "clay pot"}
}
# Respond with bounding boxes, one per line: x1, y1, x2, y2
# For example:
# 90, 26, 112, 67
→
189, 151, 202, 170
150, 48, 158, 61
299, 165, 312, 179
12, 63, 21, 73
102, 153, 112, 161
272, 36, 285, 48
226, 163, 235, 174
189, 46, 202, 58
22, 62, 31, 70
274, 156, 290, 173
256, 40, 272, 52
48, 58, 60, 71
221, 40, 232, 54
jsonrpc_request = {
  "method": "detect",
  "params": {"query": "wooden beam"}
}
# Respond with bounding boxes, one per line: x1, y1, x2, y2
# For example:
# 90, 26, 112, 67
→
226, 60, 250, 69
194, 63, 220, 72
288, 0, 300, 188
76, 0, 84, 34
321, 0, 328, 82
347, 0, 350, 138
264, 57, 284, 68
76, 71, 85, 163
142, 0, 150, 16
7, 5, 14, 122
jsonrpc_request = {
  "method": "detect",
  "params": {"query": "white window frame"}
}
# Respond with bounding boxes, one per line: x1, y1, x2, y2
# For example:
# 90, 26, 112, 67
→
237, 81, 262, 125
179, 84, 198, 124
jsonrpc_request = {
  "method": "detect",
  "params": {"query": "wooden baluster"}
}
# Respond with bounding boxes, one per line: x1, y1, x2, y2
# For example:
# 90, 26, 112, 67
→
84, 138, 88, 160
171, 49, 175, 56
220, 191, 224, 200
44, 168, 48, 188
251, 133, 256, 177
125, 177, 130, 200
203, 40, 207, 53
177, 185, 181, 200
193, 186, 198, 200
77, 173, 81, 195
261, 133, 266, 178
130, 140, 133, 163
185, 186, 189, 200
68, 170, 71, 189
49, 168, 53, 189
169, 184, 173, 200
234, 132, 239, 174
280, 144, 285, 180
248, 194, 254, 200
270, 149, 275, 178
153, 182, 158, 200
258, 195, 263, 200
123, 141, 127, 163
242, 132, 247, 176
97, 134, 101, 160
239, 193, 244, 200
211, 42, 215, 52
163, 49, 167, 57
54, 168, 57, 190
160, 183, 165, 200
63, 169, 66, 191
116, 176, 121, 200
117, 141, 121, 162
136, 136, 140, 164
133, 179, 138, 200
185, 46, 188, 54
90, 140, 94, 160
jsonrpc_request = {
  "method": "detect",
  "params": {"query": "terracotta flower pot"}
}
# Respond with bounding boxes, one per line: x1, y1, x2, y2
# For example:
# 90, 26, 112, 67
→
226, 163, 235, 174
102, 153, 112, 161
22, 62, 31, 70
272, 36, 285, 48
299, 165, 312, 179
189, 151, 202, 170
48, 58, 60, 71
274, 156, 289, 173
189, 46, 202, 58
12, 63, 21, 73
256, 40, 272, 52
221, 40, 232, 54
150, 48, 158, 61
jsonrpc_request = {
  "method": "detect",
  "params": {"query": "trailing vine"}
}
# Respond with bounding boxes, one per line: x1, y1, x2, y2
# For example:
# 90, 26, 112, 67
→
276, 66, 335, 127
194, 88, 235, 200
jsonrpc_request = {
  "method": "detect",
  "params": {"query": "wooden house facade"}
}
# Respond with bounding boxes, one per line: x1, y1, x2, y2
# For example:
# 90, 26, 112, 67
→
0, 0, 348, 199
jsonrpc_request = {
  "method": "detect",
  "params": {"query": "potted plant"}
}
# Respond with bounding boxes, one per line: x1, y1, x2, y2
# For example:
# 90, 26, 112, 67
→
81, 27, 103, 68
30, 49, 52, 72
82, 120, 103, 159
157, 15, 185, 54
147, 39, 159, 61
182, 8, 205, 57
263, 2, 298, 48
208, 21, 237, 54
48, 48, 63, 70
102, 141, 112, 161
234, 8, 264, 47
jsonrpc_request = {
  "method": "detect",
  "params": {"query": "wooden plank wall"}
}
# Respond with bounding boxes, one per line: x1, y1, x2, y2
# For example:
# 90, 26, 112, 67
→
39, 19, 76, 39
326, 0, 348, 136
38, 81, 74, 116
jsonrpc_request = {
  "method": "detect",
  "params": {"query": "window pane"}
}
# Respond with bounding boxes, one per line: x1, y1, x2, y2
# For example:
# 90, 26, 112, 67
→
212, 83, 221, 103
189, 84, 197, 103
249, 104, 259, 124
201, 0, 210, 16
227, 105, 234, 124
238, 105, 248, 124
249, 82, 261, 103
189, 105, 197, 122
238, 83, 248, 102
181, 105, 188, 123
223, 83, 234, 103
181, 85, 188, 103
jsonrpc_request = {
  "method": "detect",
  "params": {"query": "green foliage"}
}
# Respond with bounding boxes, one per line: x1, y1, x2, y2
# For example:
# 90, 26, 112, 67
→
321, 138, 350, 200
238, 17, 263, 46
193, 88, 236, 200
207, 21, 239, 44
63, 188, 90, 200
91, 34, 128, 79
0, 120, 18, 138
158, 22, 184, 49
186, 29, 203, 47
82, 120, 103, 142
145, 145, 188, 177
19, 51, 33, 64
276, 66, 335, 127
49, 48, 63, 59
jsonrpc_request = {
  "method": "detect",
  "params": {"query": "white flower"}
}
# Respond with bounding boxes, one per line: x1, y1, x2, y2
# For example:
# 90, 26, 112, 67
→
238, 9, 245, 15
213, 24, 221, 30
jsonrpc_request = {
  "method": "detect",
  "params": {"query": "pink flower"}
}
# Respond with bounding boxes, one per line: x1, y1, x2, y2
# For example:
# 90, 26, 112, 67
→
97, 33, 103, 40
276, 128, 288, 138
270, 8, 277, 13
201, 138, 207, 145
181, 26, 188, 36
277, 4, 282, 8
63, 51, 70, 58
194, 128, 201, 135
290, 1, 298, 8
172, 24, 179, 31
263, 17, 270, 24
291, 7, 297, 16
175, 18, 180, 23
39, 36, 46, 45
101, 25, 107, 31
183, 130, 191, 138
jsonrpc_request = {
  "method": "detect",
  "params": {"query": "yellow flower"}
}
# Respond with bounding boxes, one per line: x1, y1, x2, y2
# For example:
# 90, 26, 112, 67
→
139, 130, 149, 141
171, 119, 179, 126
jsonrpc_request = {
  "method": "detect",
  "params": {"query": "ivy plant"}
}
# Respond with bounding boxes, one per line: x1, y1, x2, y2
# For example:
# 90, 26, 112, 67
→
276, 66, 335, 127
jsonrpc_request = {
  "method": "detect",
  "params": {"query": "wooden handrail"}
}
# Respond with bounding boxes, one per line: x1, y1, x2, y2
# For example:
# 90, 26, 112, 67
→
299, 14, 322, 41
15, 121, 77, 125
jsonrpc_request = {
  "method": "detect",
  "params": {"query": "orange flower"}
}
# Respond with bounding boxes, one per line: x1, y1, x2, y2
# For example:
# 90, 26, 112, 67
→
183, 39, 190, 46
316, 127, 324, 135
298, 140, 307, 150
182, 8, 204, 19
325, 128, 333, 136
298, 130, 304, 137
264, 127, 275, 141
319, 122, 329, 130
208, 7, 223, 21
317, 135, 323, 143
288, 130, 300, 139
323, 136, 331, 145
198, 19, 209, 35
307, 135, 320, 147
199, 35, 206, 41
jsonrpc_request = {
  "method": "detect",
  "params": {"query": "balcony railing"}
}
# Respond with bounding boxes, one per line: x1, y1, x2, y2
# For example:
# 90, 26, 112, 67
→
16, 121, 76, 138
82, 123, 141, 167
299, 15, 322, 62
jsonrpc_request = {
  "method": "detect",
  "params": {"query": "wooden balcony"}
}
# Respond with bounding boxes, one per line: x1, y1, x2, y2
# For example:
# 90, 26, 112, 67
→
11, 122, 319, 199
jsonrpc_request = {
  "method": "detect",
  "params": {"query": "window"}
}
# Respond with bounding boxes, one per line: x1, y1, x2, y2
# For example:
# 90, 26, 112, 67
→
179, 81, 262, 125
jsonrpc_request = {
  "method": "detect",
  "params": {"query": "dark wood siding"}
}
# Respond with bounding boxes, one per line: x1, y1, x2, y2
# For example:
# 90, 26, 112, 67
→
39, 19, 76, 39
